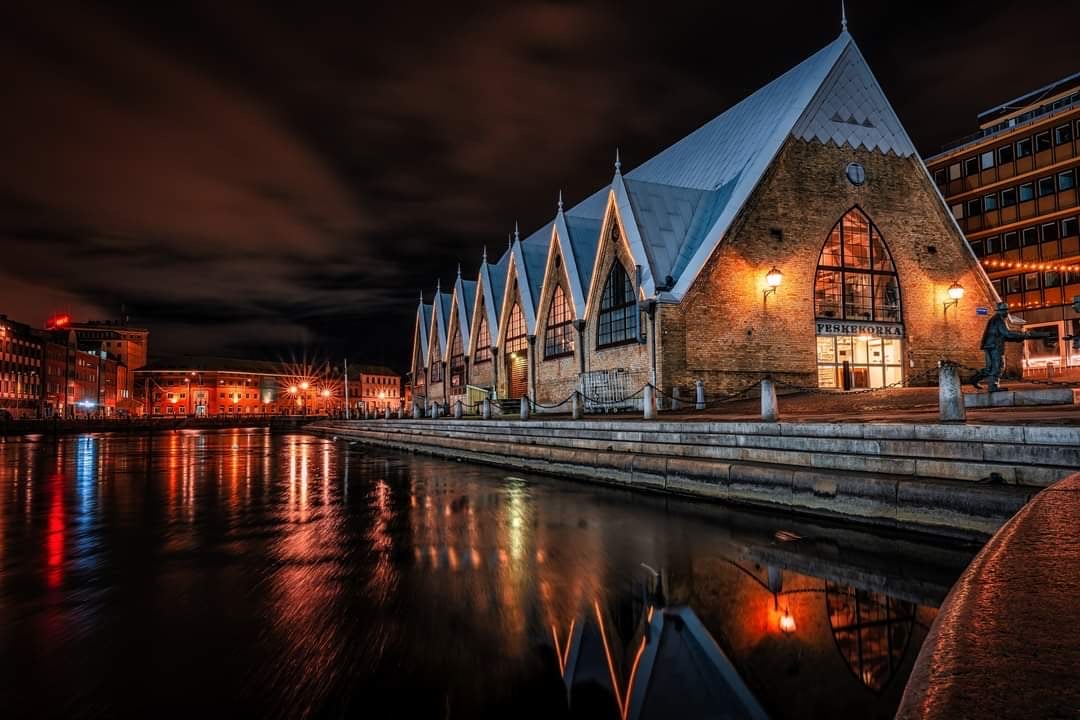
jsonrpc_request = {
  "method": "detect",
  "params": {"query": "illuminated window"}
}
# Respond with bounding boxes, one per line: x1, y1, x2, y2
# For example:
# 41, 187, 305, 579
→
504, 302, 527, 354
544, 285, 574, 358
826, 582, 915, 691
429, 347, 442, 383
1016, 137, 1033, 158
474, 305, 491, 363
448, 327, 465, 388
814, 208, 901, 323
597, 263, 638, 348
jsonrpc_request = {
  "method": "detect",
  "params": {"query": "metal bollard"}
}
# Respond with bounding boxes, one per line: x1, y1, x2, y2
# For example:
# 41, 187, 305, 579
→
520, 397, 530, 421
481, 398, 491, 420
454, 400, 463, 419
643, 384, 656, 420
571, 390, 583, 420
384, 407, 390, 420
695, 379, 705, 411
412, 402, 421, 419
397, 407, 404, 420
431, 403, 439, 419
671, 387, 681, 412
760, 378, 779, 422
938, 362, 967, 424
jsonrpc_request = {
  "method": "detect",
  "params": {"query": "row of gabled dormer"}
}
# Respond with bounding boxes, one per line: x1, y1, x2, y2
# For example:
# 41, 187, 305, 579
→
407, 25, 994, 403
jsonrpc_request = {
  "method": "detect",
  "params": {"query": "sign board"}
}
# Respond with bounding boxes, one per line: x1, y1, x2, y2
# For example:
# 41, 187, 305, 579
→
976, 306, 989, 316
815, 321, 905, 338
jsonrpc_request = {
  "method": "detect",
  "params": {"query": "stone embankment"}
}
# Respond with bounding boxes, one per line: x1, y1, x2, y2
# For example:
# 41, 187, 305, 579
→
311, 418, 1080, 540
897, 471, 1080, 718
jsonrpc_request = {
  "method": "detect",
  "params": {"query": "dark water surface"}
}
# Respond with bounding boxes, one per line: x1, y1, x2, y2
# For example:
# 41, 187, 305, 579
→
0, 429, 976, 719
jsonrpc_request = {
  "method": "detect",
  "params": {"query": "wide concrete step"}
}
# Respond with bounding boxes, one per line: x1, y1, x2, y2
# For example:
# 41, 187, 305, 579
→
317, 419, 1078, 487
311, 421, 1034, 540
964, 387, 1079, 408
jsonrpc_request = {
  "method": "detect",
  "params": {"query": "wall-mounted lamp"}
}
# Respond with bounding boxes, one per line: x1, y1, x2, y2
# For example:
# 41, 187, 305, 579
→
779, 607, 796, 634
944, 281, 965, 313
763, 266, 783, 301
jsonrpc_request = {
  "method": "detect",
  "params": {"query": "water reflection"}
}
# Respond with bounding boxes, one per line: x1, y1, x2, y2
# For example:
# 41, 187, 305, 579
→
0, 431, 975, 719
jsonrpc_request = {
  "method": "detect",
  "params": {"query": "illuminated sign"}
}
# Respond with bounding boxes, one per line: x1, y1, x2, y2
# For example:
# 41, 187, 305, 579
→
46, 314, 71, 330
815, 321, 905, 338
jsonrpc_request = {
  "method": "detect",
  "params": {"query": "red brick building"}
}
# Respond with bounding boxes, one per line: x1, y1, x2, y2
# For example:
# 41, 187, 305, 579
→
0, 315, 43, 418
346, 364, 401, 414
137, 357, 290, 417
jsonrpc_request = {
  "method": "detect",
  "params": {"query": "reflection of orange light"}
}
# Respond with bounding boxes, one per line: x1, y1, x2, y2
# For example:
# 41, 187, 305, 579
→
595, 600, 624, 710
552, 618, 576, 675
622, 636, 648, 720
780, 608, 797, 634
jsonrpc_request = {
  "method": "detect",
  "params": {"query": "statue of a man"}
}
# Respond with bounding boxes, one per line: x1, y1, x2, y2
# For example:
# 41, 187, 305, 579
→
970, 302, 1049, 392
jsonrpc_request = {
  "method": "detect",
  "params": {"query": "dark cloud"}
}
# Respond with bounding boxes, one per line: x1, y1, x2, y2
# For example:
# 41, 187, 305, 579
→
1, 0, 1077, 366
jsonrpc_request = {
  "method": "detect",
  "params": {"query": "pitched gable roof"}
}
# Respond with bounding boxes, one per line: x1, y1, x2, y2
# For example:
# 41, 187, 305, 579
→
414, 301, 431, 369
477, 249, 510, 349
450, 276, 476, 355
508, 228, 551, 334
552, 187, 607, 317
429, 287, 452, 360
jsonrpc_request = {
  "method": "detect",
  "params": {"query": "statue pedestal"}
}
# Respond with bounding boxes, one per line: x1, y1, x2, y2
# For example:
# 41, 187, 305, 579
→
964, 388, 1078, 408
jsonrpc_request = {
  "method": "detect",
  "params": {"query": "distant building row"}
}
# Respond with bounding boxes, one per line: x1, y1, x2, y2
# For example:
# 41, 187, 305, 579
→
135, 357, 402, 416
409, 27, 1000, 411
0, 313, 147, 418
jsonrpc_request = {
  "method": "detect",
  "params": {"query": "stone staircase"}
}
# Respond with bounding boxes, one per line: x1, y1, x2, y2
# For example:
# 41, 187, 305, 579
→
309, 417, 1080, 539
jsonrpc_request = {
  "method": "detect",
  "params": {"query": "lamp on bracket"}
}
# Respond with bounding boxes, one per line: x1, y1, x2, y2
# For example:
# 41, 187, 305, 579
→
763, 266, 783, 302
944, 281, 964, 313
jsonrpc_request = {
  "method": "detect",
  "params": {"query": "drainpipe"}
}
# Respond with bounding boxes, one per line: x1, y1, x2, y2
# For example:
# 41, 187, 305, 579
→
527, 335, 537, 402
491, 344, 499, 398
574, 319, 586, 393
646, 298, 658, 388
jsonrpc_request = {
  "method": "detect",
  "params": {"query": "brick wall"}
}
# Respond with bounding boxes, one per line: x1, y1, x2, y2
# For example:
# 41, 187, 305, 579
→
660, 138, 998, 393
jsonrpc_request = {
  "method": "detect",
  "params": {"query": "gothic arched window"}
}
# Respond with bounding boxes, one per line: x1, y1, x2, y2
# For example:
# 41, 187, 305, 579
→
814, 208, 901, 323
473, 306, 491, 363
544, 285, 574, 358
597, 263, 637, 348
448, 326, 465, 388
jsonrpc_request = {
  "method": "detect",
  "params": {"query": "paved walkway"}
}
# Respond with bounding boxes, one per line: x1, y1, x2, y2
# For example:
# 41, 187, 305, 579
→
537, 385, 1080, 425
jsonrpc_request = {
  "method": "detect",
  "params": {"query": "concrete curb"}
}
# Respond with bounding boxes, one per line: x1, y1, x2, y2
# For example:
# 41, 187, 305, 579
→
897, 472, 1080, 719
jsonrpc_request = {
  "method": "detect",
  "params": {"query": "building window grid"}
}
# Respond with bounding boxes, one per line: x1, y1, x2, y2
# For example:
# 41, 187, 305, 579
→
544, 285, 575, 359
504, 302, 527, 354
448, 329, 465, 388
473, 310, 491, 363
597, 263, 639, 348
814, 209, 902, 323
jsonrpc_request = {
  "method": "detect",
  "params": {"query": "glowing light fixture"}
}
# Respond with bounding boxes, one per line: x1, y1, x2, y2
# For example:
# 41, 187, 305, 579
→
289, 385, 298, 394
300, 381, 309, 391
321, 389, 330, 398
763, 266, 783, 302
779, 608, 796, 634
944, 281, 964, 313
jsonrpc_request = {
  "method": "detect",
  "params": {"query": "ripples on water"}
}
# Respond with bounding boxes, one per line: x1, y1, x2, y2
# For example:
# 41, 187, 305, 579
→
0, 429, 975, 719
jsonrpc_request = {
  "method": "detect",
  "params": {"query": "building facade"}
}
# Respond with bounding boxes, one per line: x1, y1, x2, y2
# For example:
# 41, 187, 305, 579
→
346, 365, 402, 414
408, 28, 1000, 409
0, 315, 43, 417
926, 73, 1080, 374
137, 357, 289, 416
54, 317, 149, 413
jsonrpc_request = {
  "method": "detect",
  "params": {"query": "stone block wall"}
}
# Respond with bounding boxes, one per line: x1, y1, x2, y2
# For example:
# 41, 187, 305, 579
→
660, 138, 998, 393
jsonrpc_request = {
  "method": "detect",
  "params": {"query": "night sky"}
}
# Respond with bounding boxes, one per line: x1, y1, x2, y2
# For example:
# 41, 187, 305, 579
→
2, 1, 1078, 369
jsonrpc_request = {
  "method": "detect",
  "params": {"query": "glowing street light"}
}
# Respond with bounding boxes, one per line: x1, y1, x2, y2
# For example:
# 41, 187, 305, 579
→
763, 266, 783, 302
944, 281, 965, 313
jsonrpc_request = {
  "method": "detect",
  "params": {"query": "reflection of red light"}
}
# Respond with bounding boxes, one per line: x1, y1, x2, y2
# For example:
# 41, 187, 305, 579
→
46, 473, 64, 589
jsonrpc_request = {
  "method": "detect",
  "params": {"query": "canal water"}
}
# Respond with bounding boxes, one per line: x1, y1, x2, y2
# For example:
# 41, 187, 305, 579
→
0, 429, 976, 719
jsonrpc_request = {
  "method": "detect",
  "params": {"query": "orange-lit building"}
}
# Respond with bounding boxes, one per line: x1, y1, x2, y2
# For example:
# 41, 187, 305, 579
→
137, 357, 292, 417
49, 316, 148, 414
346, 364, 401, 414
927, 73, 1080, 373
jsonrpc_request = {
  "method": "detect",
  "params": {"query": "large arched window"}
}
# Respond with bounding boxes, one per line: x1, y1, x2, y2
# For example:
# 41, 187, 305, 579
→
473, 306, 491, 363
814, 209, 904, 390
504, 302, 527, 353
597, 263, 637, 348
413, 342, 426, 390
429, 339, 443, 382
448, 326, 465, 388
815, 209, 901, 322
544, 284, 574, 358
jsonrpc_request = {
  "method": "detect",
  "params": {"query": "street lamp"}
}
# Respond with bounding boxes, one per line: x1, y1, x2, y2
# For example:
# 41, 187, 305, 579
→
764, 266, 783, 302
944, 281, 965, 313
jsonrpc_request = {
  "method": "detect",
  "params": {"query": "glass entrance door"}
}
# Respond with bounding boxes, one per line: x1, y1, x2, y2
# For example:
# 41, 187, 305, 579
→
817, 335, 903, 389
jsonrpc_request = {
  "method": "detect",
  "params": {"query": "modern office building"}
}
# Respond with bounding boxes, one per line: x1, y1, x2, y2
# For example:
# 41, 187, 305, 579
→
926, 73, 1080, 373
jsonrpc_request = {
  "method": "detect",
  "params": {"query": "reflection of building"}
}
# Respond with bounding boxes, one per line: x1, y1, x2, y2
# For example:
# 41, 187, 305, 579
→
411, 24, 999, 401
826, 582, 915, 692
926, 74, 1080, 374
0, 315, 43, 417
